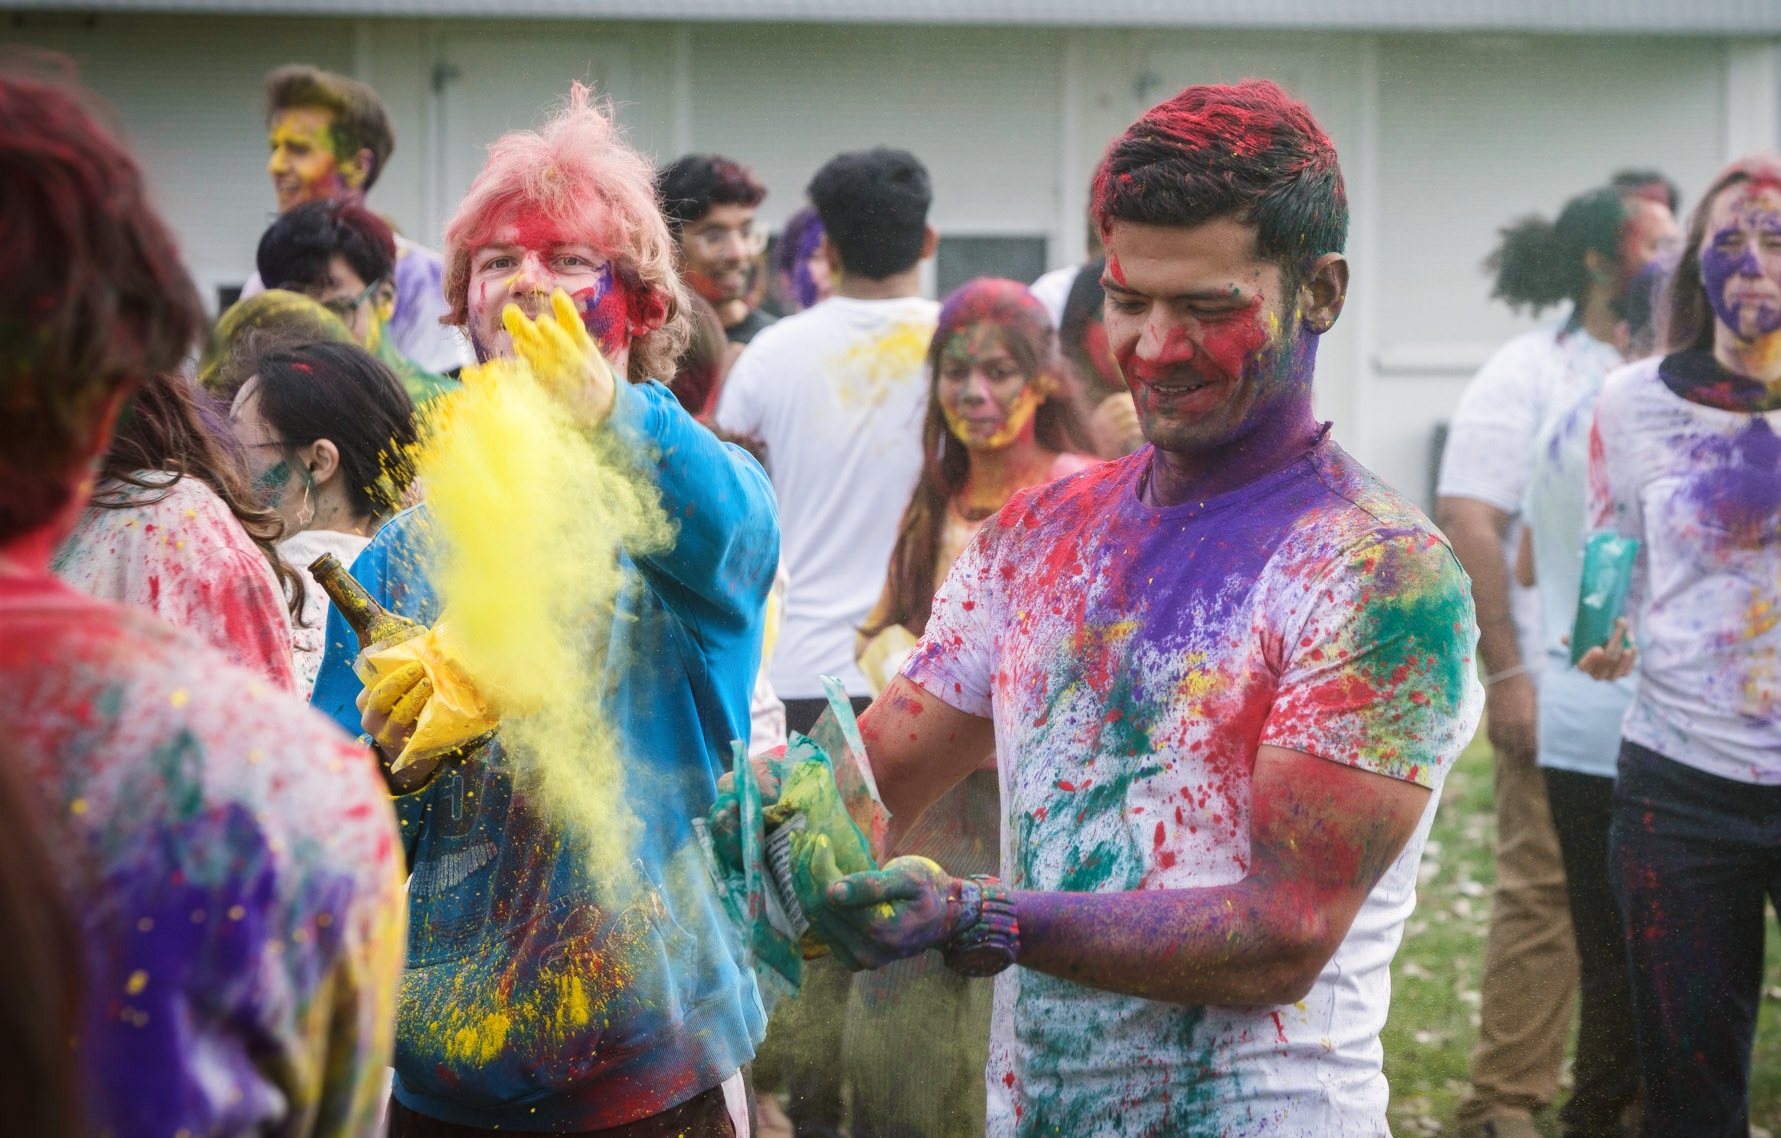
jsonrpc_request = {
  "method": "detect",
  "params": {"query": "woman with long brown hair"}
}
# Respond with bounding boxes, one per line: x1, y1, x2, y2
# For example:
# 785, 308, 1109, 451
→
1579, 154, 1781, 1136
859, 277, 1095, 679
52, 369, 302, 690
846, 278, 1093, 1138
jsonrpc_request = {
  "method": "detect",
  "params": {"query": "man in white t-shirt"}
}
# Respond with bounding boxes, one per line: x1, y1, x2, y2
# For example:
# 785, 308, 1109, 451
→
715, 146, 939, 735
728, 80, 1482, 1136
1436, 181, 1678, 1138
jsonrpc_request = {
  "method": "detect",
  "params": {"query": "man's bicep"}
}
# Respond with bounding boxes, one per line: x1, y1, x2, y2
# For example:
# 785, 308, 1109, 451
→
1249, 745, 1432, 916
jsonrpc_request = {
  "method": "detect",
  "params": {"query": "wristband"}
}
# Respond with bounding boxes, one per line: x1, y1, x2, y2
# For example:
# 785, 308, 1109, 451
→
942, 875, 1019, 978
1485, 663, 1531, 686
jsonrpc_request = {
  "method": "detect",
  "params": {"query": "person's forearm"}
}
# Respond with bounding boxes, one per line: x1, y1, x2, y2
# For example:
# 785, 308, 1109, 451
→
1010, 881, 1336, 1007
1436, 499, 1521, 677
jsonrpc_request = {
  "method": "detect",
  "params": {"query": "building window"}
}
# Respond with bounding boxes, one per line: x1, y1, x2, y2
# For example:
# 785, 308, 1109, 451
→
936, 235, 1048, 299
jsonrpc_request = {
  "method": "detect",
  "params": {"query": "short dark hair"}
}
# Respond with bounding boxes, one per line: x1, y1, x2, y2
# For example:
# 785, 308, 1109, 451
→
1092, 80, 1348, 281
1610, 168, 1681, 216
0, 67, 205, 544
807, 147, 932, 281
264, 63, 395, 191
1486, 186, 1628, 315
656, 154, 767, 233
249, 341, 417, 519
257, 197, 396, 294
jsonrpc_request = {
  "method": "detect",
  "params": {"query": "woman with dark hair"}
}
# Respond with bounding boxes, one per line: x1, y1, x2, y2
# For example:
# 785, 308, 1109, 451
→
844, 278, 1092, 1138
52, 370, 301, 690
859, 278, 1094, 678
230, 339, 417, 695
1580, 154, 1781, 1137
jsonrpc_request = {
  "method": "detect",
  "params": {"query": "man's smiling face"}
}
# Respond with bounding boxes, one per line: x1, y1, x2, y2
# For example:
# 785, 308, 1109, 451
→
1100, 217, 1308, 457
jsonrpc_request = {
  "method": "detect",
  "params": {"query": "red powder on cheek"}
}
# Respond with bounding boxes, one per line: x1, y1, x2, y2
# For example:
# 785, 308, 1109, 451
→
1195, 298, 1271, 381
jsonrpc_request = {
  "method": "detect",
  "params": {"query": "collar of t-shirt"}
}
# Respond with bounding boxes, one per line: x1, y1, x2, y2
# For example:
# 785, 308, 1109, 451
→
1134, 423, 1334, 513
1659, 349, 1781, 413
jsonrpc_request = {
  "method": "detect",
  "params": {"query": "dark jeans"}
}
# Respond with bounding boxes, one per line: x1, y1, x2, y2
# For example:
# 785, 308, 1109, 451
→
1544, 767, 1642, 1137
387, 1083, 734, 1137
783, 695, 873, 739
1609, 740, 1781, 1138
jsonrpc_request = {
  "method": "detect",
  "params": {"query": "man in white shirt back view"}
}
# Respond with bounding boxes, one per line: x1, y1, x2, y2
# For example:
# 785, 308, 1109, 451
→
715, 146, 940, 735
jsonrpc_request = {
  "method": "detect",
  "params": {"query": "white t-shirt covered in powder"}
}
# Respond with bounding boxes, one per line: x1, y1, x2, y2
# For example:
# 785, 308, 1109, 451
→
278, 527, 373, 699
715, 295, 939, 700
1588, 353, 1781, 784
904, 441, 1482, 1136
1437, 320, 1624, 674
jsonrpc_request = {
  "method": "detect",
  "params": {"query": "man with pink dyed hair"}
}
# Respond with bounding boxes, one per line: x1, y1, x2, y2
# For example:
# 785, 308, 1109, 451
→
311, 84, 777, 1137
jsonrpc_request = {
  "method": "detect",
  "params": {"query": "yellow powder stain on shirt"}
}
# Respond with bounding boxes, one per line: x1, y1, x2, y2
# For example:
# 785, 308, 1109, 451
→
125, 970, 147, 995
829, 319, 936, 414
169, 689, 189, 708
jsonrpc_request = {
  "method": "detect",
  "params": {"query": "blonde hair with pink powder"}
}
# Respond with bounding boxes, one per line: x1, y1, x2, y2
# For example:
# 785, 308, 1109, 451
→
443, 82, 690, 383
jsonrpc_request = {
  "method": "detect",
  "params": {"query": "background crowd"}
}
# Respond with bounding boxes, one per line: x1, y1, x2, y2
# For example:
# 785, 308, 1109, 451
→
1, 44, 1778, 1138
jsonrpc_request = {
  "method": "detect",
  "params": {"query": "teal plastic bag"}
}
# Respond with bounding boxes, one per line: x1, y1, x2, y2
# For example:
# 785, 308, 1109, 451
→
1570, 531, 1640, 666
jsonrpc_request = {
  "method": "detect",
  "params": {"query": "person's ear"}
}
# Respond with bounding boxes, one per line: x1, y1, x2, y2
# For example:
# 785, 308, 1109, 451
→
1299, 253, 1348, 336
819, 232, 843, 276
628, 286, 670, 339
340, 147, 375, 191
1583, 247, 1613, 286
920, 226, 939, 261
375, 279, 397, 322
298, 438, 341, 485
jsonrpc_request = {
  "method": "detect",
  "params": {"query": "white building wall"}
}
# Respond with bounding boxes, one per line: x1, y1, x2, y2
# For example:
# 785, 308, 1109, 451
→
5, 13, 1777, 505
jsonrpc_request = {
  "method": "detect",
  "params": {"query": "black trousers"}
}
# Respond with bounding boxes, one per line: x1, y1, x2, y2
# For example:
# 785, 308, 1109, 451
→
1609, 740, 1781, 1138
1543, 766, 1642, 1137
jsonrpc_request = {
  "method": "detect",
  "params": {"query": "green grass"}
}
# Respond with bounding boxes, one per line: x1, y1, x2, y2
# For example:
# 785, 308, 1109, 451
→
1383, 735, 1781, 1136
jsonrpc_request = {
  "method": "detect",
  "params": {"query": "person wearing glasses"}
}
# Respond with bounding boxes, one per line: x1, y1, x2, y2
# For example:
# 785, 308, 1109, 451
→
244, 63, 472, 375
256, 197, 457, 406
658, 153, 778, 346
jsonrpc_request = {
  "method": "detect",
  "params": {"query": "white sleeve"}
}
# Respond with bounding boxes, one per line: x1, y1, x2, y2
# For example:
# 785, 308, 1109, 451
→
1436, 338, 1549, 512
713, 340, 766, 439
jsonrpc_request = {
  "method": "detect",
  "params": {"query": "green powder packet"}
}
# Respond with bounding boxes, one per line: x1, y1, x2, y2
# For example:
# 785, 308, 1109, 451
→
1570, 531, 1640, 666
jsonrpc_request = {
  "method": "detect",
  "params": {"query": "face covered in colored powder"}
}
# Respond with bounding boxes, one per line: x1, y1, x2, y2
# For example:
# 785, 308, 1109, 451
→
937, 323, 1045, 449
1699, 178, 1781, 343
679, 202, 763, 307
1100, 217, 1311, 455
267, 107, 360, 214
465, 217, 639, 365
230, 376, 316, 535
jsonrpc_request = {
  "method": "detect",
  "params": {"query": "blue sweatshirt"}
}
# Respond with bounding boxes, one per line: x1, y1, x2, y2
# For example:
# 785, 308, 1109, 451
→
312, 379, 776, 1129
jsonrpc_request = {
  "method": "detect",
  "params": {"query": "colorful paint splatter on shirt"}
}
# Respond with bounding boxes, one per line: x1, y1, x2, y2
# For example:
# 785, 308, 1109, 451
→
52, 472, 298, 692
1588, 354, 1781, 784
904, 439, 1481, 1136
0, 572, 405, 1136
